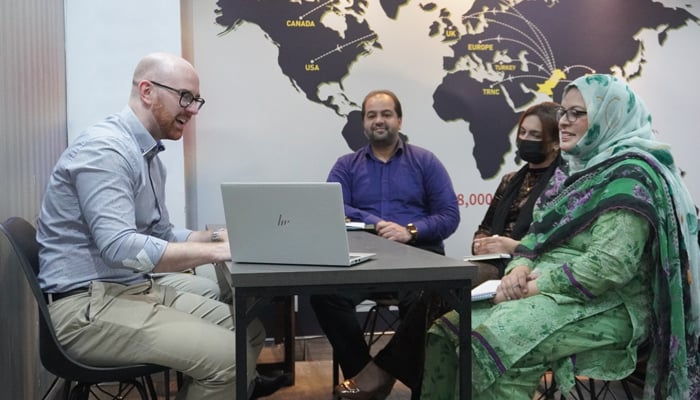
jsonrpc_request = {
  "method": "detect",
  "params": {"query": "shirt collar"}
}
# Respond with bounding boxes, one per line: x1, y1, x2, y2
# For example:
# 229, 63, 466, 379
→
119, 106, 166, 160
363, 138, 405, 161
144, 141, 166, 160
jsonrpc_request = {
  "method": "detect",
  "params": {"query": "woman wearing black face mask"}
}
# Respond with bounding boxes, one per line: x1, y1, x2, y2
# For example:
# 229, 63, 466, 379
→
471, 102, 561, 276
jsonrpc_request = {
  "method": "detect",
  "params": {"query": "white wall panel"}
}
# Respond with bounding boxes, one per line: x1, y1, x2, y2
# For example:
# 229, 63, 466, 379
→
64, 0, 186, 228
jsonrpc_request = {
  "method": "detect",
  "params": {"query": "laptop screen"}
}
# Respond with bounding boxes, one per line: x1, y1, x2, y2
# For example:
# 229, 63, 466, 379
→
221, 182, 372, 266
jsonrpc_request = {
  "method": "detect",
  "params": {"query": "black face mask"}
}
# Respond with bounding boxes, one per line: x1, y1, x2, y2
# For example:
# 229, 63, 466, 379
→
516, 139, 547, 164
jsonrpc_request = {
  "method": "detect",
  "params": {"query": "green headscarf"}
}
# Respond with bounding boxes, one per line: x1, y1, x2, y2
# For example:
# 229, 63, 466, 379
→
563, 74, 699, 326
526, 74, 700, 398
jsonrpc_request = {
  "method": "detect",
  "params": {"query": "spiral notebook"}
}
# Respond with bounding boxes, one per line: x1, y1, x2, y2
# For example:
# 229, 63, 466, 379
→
471, 279, 500, 301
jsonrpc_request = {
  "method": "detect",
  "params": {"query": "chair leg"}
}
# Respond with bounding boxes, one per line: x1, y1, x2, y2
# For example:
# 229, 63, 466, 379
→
533, 371, 557, 400
62, 379, 72, 400
113, 380, 150, 400
162, 370, 183, 399
125, 379, 150, 400
620, 378, 635, 400
367, 312, 379, 348
361, 305, 379, 348
372, 307, 400, 347
144, 375, 159, 400
176, 371, 184, 390
362, 304, 400, 350
68, 383, 89, 400
163, 370, 170, 400
573, 377, 587, 400
69, 380, 151, 400
589, 378, 598, 400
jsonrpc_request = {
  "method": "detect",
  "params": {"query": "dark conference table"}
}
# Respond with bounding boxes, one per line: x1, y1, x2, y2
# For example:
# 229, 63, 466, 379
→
228, 231, 478, 400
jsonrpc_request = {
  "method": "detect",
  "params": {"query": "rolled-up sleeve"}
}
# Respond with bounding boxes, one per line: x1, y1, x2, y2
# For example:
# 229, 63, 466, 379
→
73, 136, 167, 272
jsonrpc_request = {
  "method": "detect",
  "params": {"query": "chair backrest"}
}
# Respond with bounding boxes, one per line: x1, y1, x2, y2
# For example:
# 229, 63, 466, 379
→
3, 217, 41, 275
0, 217, 90, 379
0, 217, 166, 383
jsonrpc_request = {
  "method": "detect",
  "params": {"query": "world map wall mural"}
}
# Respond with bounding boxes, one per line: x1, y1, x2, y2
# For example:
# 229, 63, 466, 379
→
192, 0, 699, 256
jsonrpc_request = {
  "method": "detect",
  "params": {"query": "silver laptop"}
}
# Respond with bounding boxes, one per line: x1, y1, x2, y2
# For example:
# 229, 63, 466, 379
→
221, 182, 375, 266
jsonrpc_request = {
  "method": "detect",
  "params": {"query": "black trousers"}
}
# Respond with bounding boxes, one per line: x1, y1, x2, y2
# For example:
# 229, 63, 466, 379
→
309, 241, 445, 386
310, 260, 499, 397
310, 290, 451, 396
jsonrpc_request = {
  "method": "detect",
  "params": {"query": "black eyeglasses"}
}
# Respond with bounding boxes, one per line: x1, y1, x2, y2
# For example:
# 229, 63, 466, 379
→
556, 107, 587, 123
149, 80, 205, 110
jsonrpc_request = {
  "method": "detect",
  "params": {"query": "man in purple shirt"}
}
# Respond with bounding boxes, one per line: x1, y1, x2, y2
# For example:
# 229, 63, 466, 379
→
328, 90, 459, 254
311, 90, 459, 399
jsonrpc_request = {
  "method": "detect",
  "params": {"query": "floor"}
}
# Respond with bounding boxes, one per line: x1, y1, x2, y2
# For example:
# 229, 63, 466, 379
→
83, 334, 644, 400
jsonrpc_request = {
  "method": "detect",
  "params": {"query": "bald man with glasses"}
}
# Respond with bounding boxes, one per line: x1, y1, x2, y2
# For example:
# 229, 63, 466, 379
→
37, 52, 269, 399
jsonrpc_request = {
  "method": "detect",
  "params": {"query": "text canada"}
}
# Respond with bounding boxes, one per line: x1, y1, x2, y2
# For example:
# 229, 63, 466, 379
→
287, 20, 316, 27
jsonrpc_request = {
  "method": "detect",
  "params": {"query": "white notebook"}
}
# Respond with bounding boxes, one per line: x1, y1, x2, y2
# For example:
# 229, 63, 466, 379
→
464, 253, 511, 262
471, 279, 501, 301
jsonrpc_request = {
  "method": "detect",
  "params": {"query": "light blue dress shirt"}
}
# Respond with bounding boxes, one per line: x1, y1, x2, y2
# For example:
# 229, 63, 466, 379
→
37, 106, 190, 293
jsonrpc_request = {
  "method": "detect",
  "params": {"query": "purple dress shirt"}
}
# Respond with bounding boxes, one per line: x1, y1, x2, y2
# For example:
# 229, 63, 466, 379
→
327, 140, 460, 252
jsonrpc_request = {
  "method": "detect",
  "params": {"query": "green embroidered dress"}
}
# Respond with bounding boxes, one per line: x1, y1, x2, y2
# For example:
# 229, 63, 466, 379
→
421, 75, 700, 400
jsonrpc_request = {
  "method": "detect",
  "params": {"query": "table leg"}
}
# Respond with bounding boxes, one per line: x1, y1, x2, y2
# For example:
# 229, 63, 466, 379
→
443, 284, 472, 400
235, 294, 248, 400
282, 296, 296, 385
457, 285, 471, 400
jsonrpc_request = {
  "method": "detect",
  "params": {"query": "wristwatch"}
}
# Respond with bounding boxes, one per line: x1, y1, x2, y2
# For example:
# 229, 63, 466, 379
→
406, 223, 418, 243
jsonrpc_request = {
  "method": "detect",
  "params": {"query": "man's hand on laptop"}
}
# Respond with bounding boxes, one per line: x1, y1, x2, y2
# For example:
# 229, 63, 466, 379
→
375, 220, 412, 243
210, 228, 228, 243
211, 242, 232, 263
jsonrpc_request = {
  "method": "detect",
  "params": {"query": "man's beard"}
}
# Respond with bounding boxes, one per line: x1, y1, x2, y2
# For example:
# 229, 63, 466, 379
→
366, 128, 397, 147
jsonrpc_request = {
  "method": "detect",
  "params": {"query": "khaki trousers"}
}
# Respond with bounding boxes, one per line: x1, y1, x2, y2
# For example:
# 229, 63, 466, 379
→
48, 280, 265, 400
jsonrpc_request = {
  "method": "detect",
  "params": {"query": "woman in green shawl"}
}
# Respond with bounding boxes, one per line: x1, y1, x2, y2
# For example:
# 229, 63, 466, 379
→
421, 74, 700, 400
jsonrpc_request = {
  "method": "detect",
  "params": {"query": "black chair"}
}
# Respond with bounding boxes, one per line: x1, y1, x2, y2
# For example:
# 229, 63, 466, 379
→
533, 371, 558, 400
533, 374, 637, 400
568, 342, 647, 400
1, 217, 170, 400
360, 297, 401, 350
